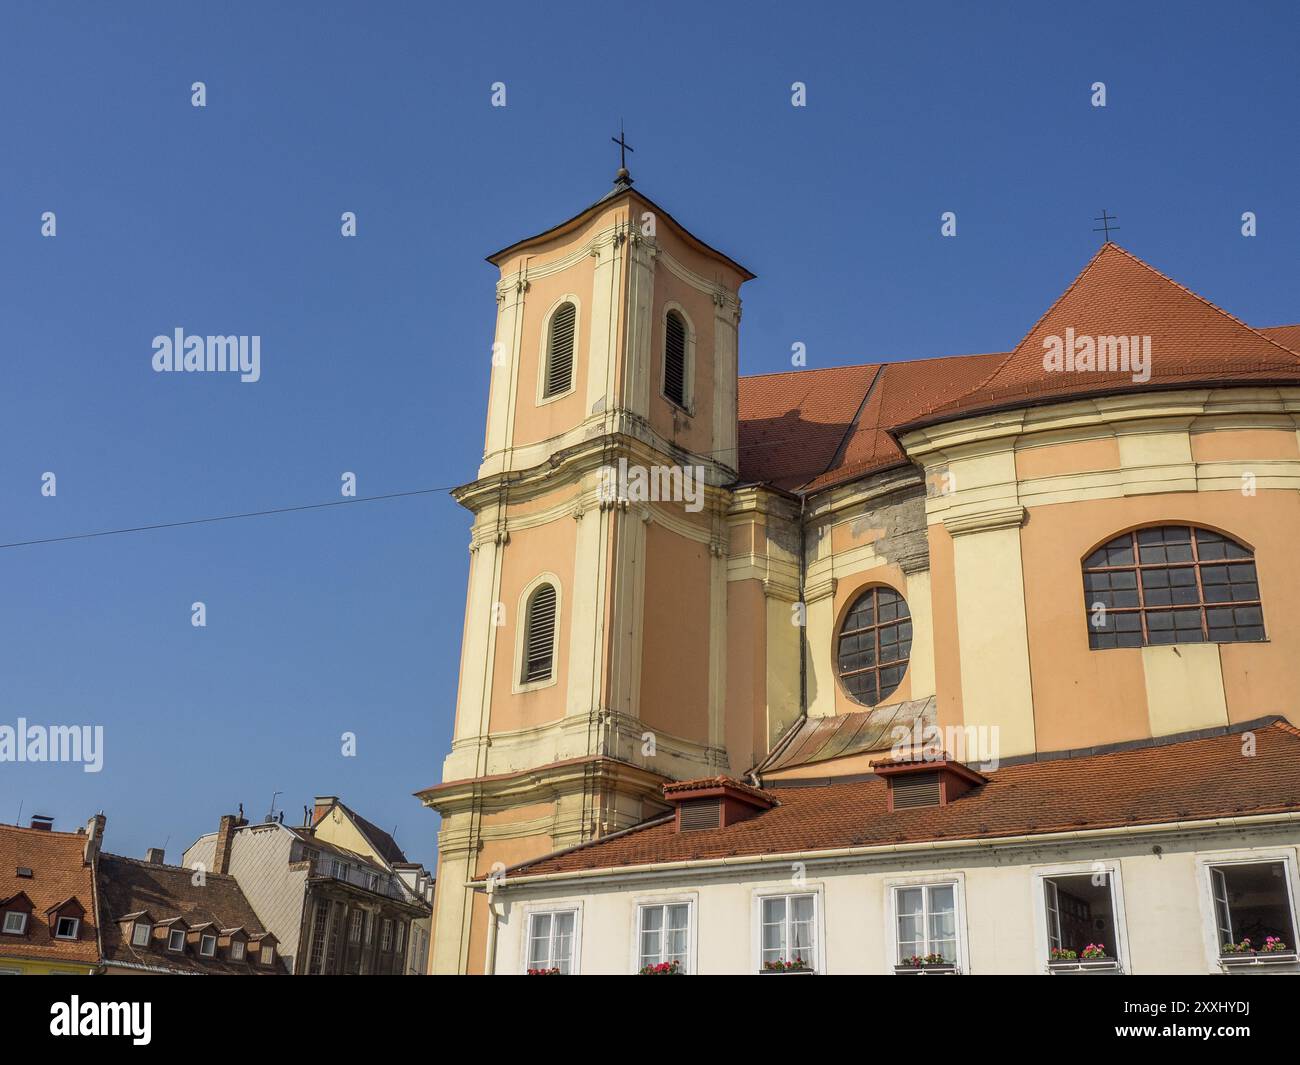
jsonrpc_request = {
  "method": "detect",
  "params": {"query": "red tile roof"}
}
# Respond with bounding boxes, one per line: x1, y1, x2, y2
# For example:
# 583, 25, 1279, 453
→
736, 245, 1300, 493
499, 718, 1300, 878
0, 822, 99, 967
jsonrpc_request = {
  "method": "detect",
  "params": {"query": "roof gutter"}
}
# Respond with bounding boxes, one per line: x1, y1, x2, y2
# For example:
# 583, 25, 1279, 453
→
468, 810, 1300, 892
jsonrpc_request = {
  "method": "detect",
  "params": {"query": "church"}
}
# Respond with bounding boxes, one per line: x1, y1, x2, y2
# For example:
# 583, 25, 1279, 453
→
416, 158, 1300, 975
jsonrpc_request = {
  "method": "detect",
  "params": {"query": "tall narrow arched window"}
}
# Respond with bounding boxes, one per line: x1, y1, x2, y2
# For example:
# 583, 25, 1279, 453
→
542, 302, 576, 399
521, 583, 558, 683
836, 586, 912, 707
1082, 526, 1265, 649
663, 309, 687, 408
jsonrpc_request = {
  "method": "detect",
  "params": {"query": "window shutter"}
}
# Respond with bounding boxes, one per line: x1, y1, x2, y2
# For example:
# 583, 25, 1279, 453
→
544, 303, 576, 398
678, 798, 721, 831
891, 772, 941, 809
664, 311, 686, 407
523, 584, 557, 682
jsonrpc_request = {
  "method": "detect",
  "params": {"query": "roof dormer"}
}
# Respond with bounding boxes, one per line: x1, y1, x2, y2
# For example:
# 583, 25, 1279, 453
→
662, 777, 776, 833
871, 756, 988, 811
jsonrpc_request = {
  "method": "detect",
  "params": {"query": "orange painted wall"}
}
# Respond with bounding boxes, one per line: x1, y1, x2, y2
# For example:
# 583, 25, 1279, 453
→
638, 520, 712, 745
1021, 490, 1300, 751
488, 514, 577, 734
725, 579, 766, 773
1015, 436, 1121, 480
1190, 427, 1300, 463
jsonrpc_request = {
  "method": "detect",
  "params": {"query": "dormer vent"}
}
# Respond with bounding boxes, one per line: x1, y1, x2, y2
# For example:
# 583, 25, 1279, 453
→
662, 777, 776, 833
871, 756, 988, 811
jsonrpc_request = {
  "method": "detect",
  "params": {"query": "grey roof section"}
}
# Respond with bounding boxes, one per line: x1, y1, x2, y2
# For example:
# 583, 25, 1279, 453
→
758, 697, 937, 774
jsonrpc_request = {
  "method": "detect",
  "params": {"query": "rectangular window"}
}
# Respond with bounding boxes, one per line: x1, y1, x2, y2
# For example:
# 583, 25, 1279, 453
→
231, 940, 245, 961
348, 909, 363, 943
381, 919, 393, 952
54, 917, 80, 940
637, 903, 690, 972
1043, 872, 1120, 964
364, 911, 374, 944
1211, 861, 1297, 954
307, 901, 330, 973
526, 910, 576, 974
395, 922, 405, 954
760, 894, 816, 971
168, 929, 185, 952
261, 944, 275, 965
130, 921, 150, 946
199, 934, 217, 957
2, 912, 28, 935
894, 884, 957, 964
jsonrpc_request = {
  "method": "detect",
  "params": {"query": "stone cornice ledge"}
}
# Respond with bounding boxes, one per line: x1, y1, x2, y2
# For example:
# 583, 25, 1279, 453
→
943, 505, 1027, 537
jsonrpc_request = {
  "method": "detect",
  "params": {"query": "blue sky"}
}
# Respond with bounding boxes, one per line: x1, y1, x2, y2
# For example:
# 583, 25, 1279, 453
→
1, 1, 1296, 869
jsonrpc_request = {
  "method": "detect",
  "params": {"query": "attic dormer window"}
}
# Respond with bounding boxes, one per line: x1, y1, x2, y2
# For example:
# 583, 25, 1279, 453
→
54, 916, 80, 940
230, 939, 245, 961
663, 777, 776, 833
167, 929, 185, 952
873, 757, 988, 812
2, 911, 27, 935
200, 934, 217, 957
679, 798, 722, 832
131, 921, 151, 946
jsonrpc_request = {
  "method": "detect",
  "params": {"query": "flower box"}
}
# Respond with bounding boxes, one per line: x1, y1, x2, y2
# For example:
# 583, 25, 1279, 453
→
1047, 958, 1122, 974
760, 959, 814, 974
893, 963, 960, 975
1219, 950, 1299, 967
639, 960, 683, 975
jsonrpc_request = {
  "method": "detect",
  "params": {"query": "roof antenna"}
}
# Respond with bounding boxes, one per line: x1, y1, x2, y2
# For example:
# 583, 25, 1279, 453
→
15, 800, 22, 828
1093, 209, 1120, 243
266, 791, 282, 824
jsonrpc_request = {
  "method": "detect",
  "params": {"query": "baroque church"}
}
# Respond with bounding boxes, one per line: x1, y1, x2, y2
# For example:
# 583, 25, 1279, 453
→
417, 161, 1300, 975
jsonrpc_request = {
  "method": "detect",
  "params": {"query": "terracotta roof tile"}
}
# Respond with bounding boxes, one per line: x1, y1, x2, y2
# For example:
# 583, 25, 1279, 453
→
502, 719, 1300, 878
0, 823, 99, 967
736, 250, 1298, 494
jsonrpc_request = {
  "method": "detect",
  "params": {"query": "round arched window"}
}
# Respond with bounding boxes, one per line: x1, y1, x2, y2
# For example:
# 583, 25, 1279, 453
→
836, 586, 912, 707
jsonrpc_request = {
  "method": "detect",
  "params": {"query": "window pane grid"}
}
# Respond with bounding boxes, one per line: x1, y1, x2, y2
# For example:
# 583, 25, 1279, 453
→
837, 587, 911, 707
760, 895, 815, 969
1084, 527, 1265, 649
895, 885, 957, 964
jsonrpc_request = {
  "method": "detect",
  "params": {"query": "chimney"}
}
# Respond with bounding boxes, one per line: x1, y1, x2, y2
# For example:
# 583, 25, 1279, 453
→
214, 811, 246, 875
83, 813, 106, 865
312, 796, 338, 826
145, 847, 165, 864
30, 814, 54, 831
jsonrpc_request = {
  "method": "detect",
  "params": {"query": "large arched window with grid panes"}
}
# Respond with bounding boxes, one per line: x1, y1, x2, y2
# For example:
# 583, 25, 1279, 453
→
836, 586, 912, 707
1082, 526, 1265, 649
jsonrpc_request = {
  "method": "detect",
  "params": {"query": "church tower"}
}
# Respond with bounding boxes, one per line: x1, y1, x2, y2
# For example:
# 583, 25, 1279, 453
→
418, 157, 753, 973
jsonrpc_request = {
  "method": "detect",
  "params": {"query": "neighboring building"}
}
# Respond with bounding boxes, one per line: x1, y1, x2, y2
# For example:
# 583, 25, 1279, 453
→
418, 161, 1300, 972
308, 796, 434, 974
0, 814, 102, 975
97, 849, 285, 975
183, 802, 430, 974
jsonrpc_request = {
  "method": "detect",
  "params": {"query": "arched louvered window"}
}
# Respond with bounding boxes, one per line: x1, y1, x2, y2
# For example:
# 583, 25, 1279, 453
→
522, 583, 558, 683
837, 586, 912, 707
542, 302, 576, 399
1083, 526, 1265, 649
663, 309, 687, 408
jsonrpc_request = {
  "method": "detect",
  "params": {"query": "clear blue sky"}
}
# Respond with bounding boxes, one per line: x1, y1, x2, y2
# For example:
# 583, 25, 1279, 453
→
1, 1, 1296, 869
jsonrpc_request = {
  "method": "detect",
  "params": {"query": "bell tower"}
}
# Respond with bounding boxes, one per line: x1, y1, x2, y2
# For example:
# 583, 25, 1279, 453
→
418, 157, 753, 973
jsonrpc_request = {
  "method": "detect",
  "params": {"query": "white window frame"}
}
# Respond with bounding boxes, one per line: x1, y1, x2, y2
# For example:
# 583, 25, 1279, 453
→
512, 573, 562, 694
1030, 861, 1130, 972
2, 911, 28, 935
518, 900, 583, 975
1195, 848, 1300, 970
130, 921, 151, 946
198, 933, 217, 957
630, 893, 697, 974
659, 301, 696, 415
751, 884, 825, 974
535, 295, 581, 406
260, 943, 275, 966
167, 928, 185, 952
883, 872, 968, 972
53, 916, 80, 940
230, 939, 245, 961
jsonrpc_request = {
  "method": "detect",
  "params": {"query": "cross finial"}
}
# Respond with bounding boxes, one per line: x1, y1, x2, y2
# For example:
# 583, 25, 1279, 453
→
1093, 209, 1120, 242
611, 121, 634, 185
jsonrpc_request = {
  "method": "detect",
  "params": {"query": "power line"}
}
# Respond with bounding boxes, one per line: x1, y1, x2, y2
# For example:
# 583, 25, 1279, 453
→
0, 486, 457, 550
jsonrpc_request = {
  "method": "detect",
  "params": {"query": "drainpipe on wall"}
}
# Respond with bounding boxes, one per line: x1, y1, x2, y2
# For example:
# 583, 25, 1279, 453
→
484, 882, 500, 975
798, 492, 808, 717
